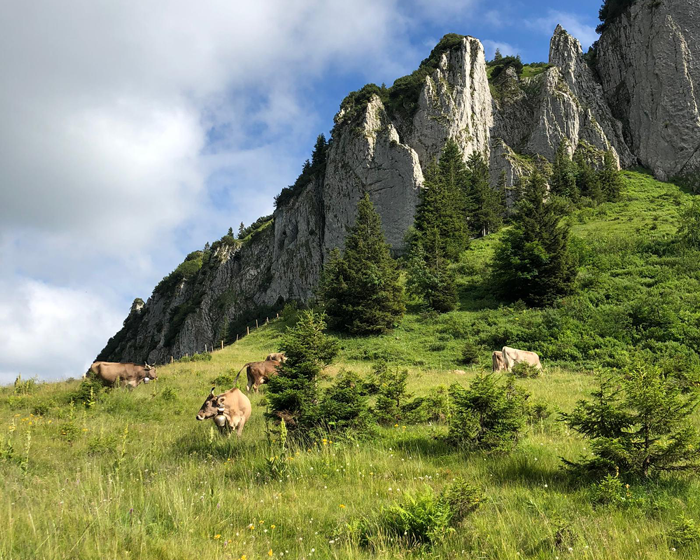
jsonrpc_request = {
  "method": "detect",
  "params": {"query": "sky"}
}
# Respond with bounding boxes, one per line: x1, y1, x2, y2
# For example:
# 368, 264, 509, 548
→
0, 0, 603, 384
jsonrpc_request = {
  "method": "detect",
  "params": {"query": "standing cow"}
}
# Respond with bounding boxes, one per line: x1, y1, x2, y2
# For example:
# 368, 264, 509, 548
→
492, 351, 507, 372
196, 387, 251, 437
501, 347, 542, 372
234, 360, 281, 393
87, 361, 156, 388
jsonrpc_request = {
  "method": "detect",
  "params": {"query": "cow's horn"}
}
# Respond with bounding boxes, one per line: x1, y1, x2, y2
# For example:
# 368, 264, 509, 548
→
210, 386, 215, 395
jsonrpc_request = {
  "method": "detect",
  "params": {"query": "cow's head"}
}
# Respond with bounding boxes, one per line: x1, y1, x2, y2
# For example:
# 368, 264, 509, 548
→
196, 387, 224, 421
143, 363, 157, 382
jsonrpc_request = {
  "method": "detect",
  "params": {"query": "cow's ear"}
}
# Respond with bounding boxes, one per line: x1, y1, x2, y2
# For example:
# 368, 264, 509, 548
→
216, 396, 225, 406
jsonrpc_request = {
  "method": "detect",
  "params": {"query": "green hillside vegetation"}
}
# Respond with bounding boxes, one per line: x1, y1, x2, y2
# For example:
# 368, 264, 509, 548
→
4, 171, 700, 559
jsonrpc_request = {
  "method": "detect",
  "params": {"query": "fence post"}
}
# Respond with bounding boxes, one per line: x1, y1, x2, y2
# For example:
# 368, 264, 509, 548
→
170, 356, 173, 364
236, 334, 239, 342
276, 312, 279, 319
247, 326, 250, 336
256, 319, 259, 329
205, 344, 207, 353
266, 317, 269, 324
221, 340, 224, 350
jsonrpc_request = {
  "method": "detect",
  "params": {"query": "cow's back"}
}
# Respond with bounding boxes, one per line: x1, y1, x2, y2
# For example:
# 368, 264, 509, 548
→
502, 347, 542, 369
222, 388, 252, 420
90, 362, 142, 386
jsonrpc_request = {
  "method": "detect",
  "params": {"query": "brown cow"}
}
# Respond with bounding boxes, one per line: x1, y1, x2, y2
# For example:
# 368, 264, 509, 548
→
87, 361, 157, 388
196, 387, 251, 437
501, 346, 542, 372
492, 351, 507, 372
265, 352, 287, 363
234, 360, 281, 392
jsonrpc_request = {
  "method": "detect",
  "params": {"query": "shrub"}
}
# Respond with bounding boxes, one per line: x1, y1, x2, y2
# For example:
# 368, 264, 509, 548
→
591, 474, 642, 508
318, 371, 373, 433
358, 479, 482, 548
668, 516, 700, 549
372, 363, 411, 425
401, 387, 450, 424
460, 341, 480, 365
190, 352, 212, 362
562, 368, 700, 478
448, 375, 529, 451
211, 372, 236, 387
511, 361, 541, 378
73, 378, 106, 408
159, 386, 178, 402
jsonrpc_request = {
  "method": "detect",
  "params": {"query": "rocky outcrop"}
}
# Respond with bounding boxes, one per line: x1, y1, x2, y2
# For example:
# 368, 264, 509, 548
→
101, 12, 698, 363
406, 36, 493, 166
596, 0, 700, 180
323, 95, 423, 255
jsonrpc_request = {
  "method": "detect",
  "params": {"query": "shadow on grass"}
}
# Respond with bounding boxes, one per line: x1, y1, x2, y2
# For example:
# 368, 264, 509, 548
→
172, 429, 262, 461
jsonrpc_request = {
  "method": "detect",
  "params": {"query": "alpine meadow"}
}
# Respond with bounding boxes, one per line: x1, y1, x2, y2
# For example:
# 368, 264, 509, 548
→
4, 0, 700, 559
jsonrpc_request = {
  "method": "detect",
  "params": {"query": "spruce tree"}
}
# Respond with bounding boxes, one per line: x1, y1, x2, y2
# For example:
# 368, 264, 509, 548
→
597, 150, 623, 202
491, 170, 577, 306
407, 227, 458, 313
551, 140, 579, 201
563, 368, 700, 478
466, 152, 504, 237
266, 310, 339, 431
238, 222, 245, 238
414, 140, 470, 260
320, 194, 405, 334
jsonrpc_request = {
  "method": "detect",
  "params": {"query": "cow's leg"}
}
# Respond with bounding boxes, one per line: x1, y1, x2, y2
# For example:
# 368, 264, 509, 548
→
246, 370, 253, 392
236, 418, 246, 437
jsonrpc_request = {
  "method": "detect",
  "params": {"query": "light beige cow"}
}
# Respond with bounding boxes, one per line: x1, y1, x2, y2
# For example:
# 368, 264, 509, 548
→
492, 351, 507, 372
196, 387, 252, 437
87, 361, 156, 388
501, 346, 542, 372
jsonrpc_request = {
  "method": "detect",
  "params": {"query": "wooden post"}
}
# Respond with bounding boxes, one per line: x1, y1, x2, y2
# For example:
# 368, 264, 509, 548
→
170, 356, 174, 364
256, 319, 259, 329
236, 334, 239, 342
246, 326, 250, 336
276, 312, 279, 319
221, 340, 224, 350
205, 344, 207, 353
266, 317, 269, 324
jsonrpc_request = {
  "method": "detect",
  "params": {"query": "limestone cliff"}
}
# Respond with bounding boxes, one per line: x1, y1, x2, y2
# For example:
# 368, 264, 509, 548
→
596, 0, 700, 180
100, 12, 699, 363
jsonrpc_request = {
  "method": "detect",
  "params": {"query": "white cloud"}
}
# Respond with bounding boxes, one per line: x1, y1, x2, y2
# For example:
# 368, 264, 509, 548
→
0, 0, 446, 382
0, 280, 124, 384
525, 11, 598, 50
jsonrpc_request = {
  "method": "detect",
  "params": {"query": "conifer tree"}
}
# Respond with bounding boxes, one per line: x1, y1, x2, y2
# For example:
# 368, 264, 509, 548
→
551, 140, 579, 201
238, 222, 245, 238
320, 194, 405, 334
407, 227, 458, 313
563, 367, 700, 478
597, 150, 623, 202
266, 310, 339, 431
491, 170, 576, 306
574, 151, 603, 203
466, 152, 504, 237
414, 140, 470, 260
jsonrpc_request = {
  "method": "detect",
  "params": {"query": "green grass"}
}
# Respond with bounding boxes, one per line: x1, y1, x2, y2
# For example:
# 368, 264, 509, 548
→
2, 171, 700, 559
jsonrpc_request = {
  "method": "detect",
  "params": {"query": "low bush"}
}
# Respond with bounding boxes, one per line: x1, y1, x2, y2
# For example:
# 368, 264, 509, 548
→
460, 340, 480, 365
511, 361, 541, 378
668, 515, 700, 549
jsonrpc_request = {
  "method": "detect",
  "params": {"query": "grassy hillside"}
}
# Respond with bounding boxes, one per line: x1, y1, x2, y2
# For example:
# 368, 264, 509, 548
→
3, 171, 700, 560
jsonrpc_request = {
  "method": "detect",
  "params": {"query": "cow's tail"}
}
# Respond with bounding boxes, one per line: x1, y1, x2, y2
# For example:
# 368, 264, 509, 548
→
234, 364, 249, 388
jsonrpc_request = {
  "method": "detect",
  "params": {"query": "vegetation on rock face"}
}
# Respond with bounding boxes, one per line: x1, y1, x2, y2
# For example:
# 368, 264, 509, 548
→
274, 134, 328, 208
597, 0, 637, 33
492, 169, 577, 306
320, 194, 405, 335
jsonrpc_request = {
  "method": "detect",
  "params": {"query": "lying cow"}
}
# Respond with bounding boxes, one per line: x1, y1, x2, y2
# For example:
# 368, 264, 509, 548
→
196, 387, 251, 437
492, 351, 507, 372
501, 347, 542, 372
87, 361, 157, 388
234, 360, 281, 392
266, 352, 287, 363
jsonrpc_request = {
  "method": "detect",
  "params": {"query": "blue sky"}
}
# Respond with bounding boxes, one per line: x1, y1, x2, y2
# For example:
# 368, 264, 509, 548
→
0, 0, 603, 382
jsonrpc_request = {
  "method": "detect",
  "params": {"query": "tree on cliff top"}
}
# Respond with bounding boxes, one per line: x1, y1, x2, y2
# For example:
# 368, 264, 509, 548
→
597, 0, 636, 33
320, 194, 405, 335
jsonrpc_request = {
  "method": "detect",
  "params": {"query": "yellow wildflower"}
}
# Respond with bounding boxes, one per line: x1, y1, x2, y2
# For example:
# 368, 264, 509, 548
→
339, 504, 346, 508
214, 534, 221, 540
268, 550, 273, 556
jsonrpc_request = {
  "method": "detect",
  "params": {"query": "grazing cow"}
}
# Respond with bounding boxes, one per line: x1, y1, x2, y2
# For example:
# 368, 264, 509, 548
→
87, 361, 157, 388
266, 352, 287, 363
234, 360, 281, 392
501, 347, 542, 372
492, 351, 507, 372
196, 387, 251, 437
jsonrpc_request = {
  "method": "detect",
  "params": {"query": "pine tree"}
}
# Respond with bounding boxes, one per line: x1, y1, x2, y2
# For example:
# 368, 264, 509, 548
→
238, 222, 245, 238
563, 368, 700, 478
494, 48, 503, 62
491, 170, 577, 306
414, 140, 470, 260
551, 140, 579, 201
320, 194, 405, 334
266, 310, 339, 431
466, 152, 503, 237
597, 150, 623, 202
311, 134, 328, 171
228, 227, 234, 237
407, 227, 458, 313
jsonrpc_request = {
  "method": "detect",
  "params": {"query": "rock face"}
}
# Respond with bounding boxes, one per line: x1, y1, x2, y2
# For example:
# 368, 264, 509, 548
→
407, 36, 493, 166
100, 12, 700, 363
596, 0, 700, 180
